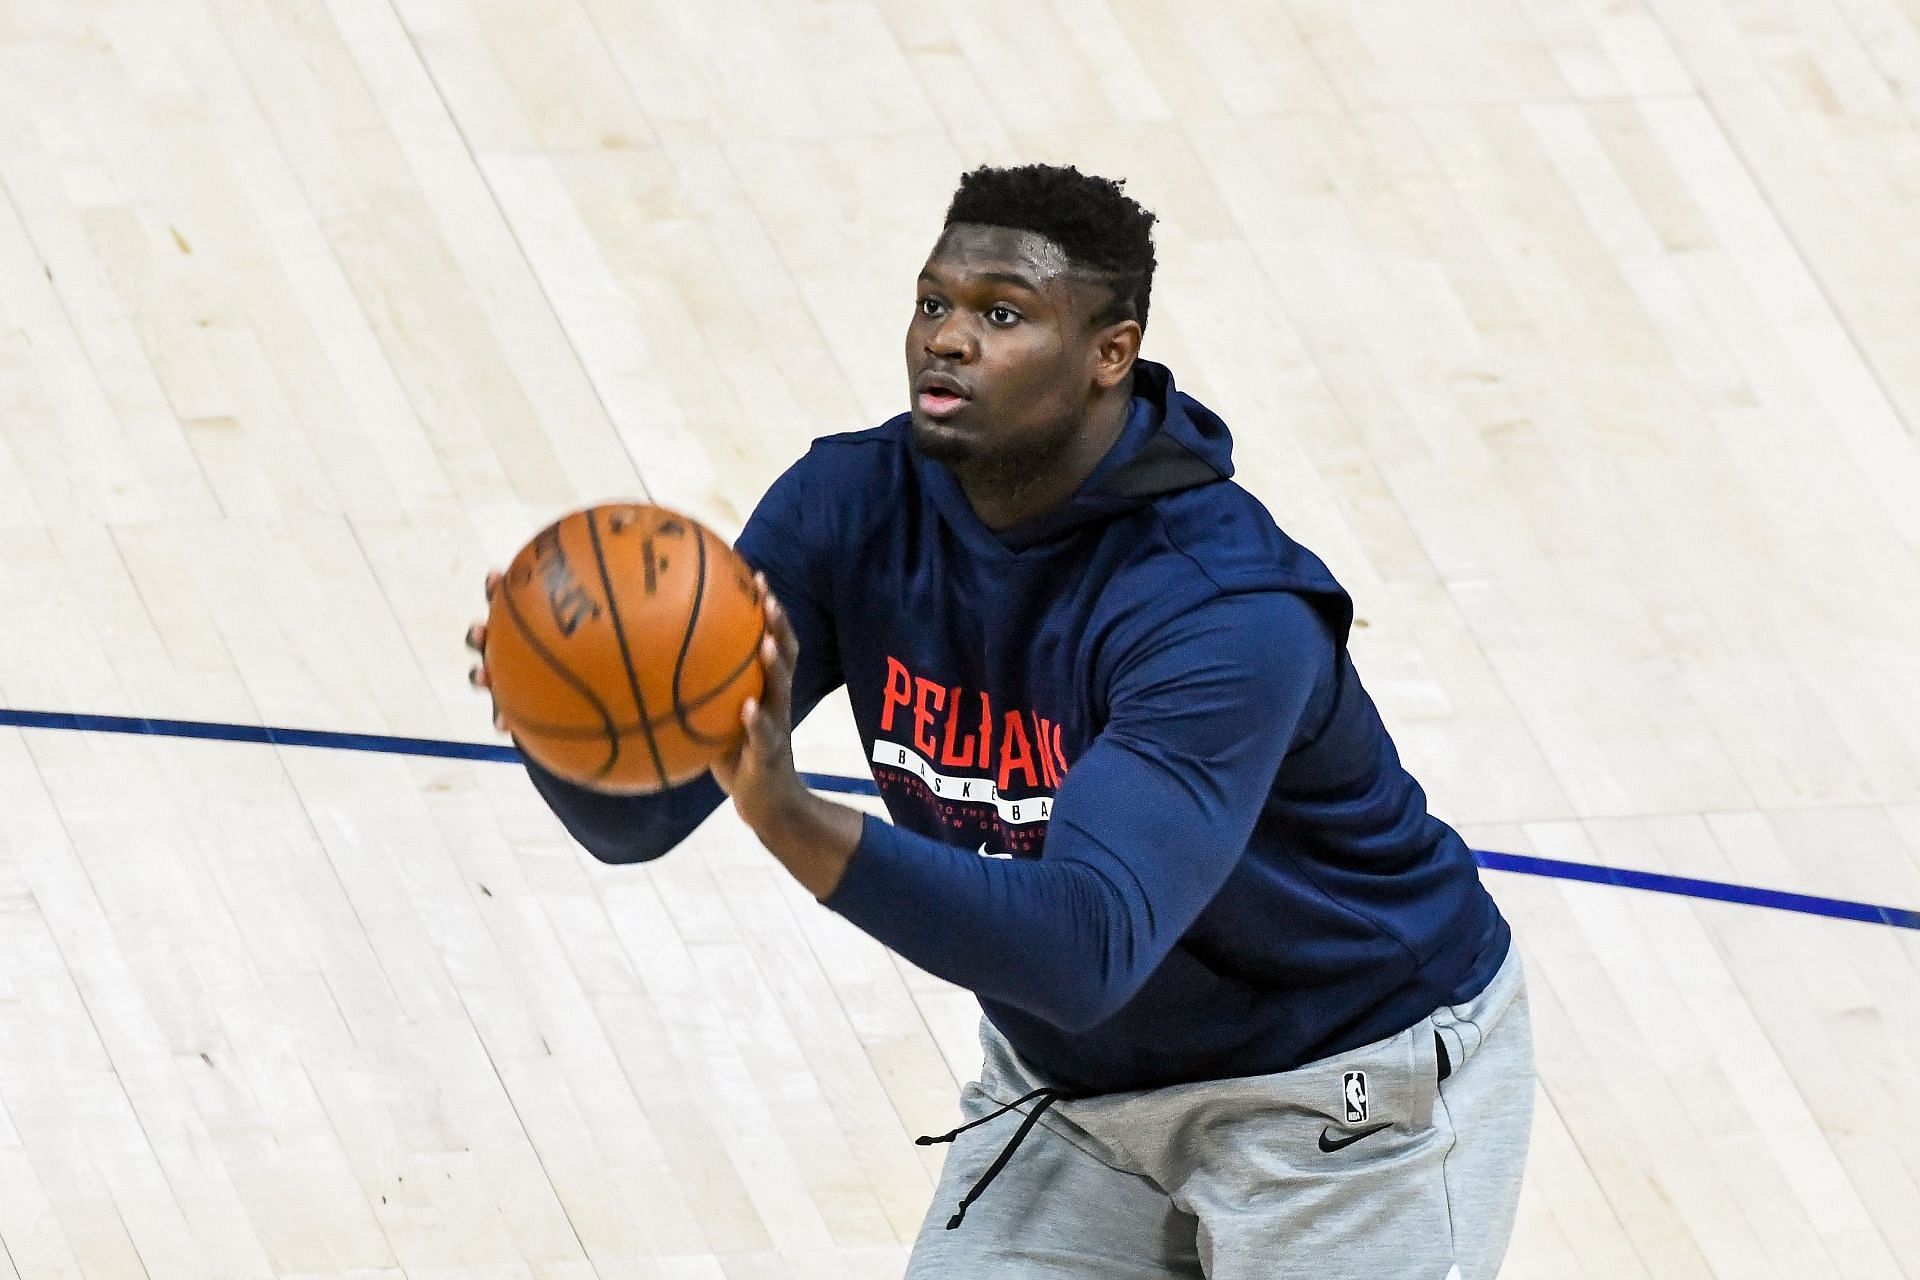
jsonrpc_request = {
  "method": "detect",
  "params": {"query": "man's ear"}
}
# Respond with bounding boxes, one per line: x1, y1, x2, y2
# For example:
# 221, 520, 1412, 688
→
1092, 319, 1142, 392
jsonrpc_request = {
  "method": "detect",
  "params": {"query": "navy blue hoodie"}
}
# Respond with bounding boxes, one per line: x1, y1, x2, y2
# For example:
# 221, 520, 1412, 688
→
524, 360, 1509, 1094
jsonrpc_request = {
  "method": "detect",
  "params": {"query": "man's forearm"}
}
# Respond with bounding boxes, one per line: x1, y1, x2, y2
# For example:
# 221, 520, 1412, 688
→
750, 789, 865, 899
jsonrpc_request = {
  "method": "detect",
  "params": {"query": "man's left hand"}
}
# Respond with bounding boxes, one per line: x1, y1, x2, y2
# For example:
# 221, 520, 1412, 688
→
710, 575, 806, 826
710, 574, 862, 898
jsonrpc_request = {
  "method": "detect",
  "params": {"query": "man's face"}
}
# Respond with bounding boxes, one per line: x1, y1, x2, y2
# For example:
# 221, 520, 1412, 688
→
905, 224, 1111, 470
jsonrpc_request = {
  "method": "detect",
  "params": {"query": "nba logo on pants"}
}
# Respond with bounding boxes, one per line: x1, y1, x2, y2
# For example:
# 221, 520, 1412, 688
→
1343, 1071, 1369, 1124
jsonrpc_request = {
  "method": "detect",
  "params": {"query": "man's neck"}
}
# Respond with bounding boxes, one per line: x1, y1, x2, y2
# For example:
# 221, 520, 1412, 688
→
954, 391, 1133, 533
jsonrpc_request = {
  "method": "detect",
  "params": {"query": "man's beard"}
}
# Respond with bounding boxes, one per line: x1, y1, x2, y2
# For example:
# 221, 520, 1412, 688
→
908, 415, 976, 465
910, 413, 1077, 483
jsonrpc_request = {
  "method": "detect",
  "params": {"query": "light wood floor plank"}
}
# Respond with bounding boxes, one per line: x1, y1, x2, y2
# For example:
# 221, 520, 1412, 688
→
3, 0, 1919, 1274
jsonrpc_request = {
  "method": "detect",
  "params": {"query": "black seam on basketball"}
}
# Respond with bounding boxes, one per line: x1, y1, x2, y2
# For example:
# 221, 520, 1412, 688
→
586, 507, 670, 790
498, 636, 764, 739
675, 625, 766, 745
498, 581, 621, 777
670, 527, 709, 740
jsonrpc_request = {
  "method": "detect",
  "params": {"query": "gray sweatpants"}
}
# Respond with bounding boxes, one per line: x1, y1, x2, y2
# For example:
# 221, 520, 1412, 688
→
906, 949, 1533, 1279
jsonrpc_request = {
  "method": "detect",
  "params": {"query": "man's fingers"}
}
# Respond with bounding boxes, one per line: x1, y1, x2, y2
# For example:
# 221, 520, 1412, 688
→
758, 617, 796, 724
754, 576, 801, 686
762, 592, 800, 681
765, 594, 800, 663
471, 571, 507, 736
739, 696, 769, 755
762, 586, 784, 628
467, 567, 498, 661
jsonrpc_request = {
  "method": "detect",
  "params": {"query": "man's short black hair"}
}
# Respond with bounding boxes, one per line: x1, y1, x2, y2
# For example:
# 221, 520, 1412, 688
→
944, 163, 1158, 333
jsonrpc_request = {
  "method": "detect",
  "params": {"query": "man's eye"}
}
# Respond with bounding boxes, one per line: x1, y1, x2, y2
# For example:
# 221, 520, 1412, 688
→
987, 305, 1020, 326
918, 296, 946, 318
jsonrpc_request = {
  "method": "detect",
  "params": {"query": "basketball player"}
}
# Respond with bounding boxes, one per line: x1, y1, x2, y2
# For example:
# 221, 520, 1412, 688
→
467, 164, 1533, 1279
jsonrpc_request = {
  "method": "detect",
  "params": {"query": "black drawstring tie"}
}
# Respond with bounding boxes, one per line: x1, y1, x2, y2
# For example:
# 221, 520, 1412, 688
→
916, 1086, 1072, 1229
916, 1035, 1455, 1232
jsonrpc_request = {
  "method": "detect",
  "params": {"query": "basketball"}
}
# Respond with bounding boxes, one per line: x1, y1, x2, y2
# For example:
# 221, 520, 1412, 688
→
485, 504, 766, 794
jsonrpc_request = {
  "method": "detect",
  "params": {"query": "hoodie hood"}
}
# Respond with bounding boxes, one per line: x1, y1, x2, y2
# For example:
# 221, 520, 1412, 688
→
1093, 359, 1235, 498
916, 360, 1234, 554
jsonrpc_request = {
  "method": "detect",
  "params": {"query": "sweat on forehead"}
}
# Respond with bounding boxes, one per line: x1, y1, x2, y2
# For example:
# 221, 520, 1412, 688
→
931, 223, 1078, 284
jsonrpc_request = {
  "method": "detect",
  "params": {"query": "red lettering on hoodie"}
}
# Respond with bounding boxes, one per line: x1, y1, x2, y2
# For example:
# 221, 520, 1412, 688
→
939, 686, 976, 767
1031, 713, 1058, 787
912, 678, 944, 758
998, 711, 1039, 791
880, 657, 911, 733
979, 690, 993, 769
872, 659, 1068, 809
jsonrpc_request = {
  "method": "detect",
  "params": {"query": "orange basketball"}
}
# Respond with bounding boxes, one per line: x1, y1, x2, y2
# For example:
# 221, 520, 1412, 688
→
485, 503, 766, 794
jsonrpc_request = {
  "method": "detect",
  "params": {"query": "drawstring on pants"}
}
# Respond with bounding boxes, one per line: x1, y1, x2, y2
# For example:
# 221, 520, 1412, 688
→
917, 1032, 1458, 1231
916, 1086, 1072, 1229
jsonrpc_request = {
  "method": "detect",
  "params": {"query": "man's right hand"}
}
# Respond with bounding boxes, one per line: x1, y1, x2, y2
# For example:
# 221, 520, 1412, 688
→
465, 570, 508, 734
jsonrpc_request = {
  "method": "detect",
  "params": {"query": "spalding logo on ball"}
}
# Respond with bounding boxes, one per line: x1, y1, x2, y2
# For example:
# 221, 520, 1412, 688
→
485, 503, 766, 794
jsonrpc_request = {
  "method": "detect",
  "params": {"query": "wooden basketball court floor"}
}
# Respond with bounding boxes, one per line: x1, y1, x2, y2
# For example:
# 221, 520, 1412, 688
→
2, 0, 1919, 1275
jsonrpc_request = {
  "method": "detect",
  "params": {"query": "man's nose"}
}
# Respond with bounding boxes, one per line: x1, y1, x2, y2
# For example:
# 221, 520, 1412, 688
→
925, 313, 974, 361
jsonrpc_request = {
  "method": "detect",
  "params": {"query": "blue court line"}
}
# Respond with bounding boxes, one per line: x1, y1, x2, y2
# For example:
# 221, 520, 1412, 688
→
1473, 850, 1920, 931
4, 707, 1916, 932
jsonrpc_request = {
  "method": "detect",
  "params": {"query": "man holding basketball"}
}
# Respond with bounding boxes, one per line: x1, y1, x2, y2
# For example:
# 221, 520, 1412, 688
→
468, 164, 1532, 1279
